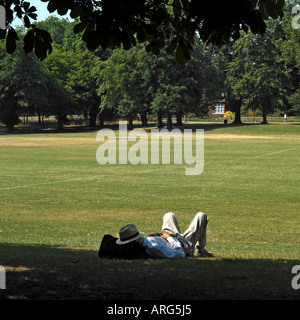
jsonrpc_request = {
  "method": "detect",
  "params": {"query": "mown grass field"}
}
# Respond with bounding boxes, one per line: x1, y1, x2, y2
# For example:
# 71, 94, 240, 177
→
0, 123, 299, 300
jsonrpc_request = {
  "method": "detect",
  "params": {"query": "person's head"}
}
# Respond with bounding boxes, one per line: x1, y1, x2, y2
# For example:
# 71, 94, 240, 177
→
116, 224, 144, 245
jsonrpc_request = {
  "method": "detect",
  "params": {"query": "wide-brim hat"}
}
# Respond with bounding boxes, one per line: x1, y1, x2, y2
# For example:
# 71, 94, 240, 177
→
116, 224, 144, 245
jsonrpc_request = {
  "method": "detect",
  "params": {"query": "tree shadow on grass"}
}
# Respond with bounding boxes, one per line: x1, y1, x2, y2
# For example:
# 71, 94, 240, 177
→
0, 243, 299, 300
0, 122, 274, 136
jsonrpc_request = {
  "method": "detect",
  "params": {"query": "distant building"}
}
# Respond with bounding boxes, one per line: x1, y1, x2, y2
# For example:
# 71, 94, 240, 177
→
208, 99, 227, 120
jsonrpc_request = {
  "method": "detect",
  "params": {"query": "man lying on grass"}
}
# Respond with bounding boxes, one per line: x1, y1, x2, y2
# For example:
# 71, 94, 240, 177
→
116, 212, 213, 259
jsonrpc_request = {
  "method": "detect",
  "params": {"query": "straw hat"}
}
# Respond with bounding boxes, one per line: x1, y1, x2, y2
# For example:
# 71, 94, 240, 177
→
116, 224, 144, 245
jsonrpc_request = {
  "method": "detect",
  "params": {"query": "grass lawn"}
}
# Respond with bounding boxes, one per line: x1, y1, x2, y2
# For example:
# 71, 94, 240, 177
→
0, 123, 299, 300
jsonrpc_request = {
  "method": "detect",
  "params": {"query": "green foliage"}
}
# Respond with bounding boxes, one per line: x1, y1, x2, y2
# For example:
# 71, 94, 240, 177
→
35, 16, 69, 45
213, 3, 300, 123
0, 0, 287, 63
0, 36, 50, 131
288, 89, 300, 115
225, 19, 293, 123
95, 47, 147, 128
1, 3, 299, 132
94, 39, 223, 128
38, 18, 100, 123
0, 18, 96, 131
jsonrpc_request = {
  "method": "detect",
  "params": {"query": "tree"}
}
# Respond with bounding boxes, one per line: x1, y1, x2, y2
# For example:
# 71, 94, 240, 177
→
44, 72, 74, 131
219, 2, 300, 123
280, 1, 300, 115
288, 90, 300, 115
186, 41, 223, 119
226, 19, 292, 124
35, 16, 69, 45
41, 44, 77, 129
63, 25, 101, 127
95, 47, 145, 130
0, 17, 104, 131
0, 33, 49, 132
94, 39, 222, 130
214, 42, 244, 124
0, 0, 286, 64
149, 39, 223, 129
36, 17, 102, 127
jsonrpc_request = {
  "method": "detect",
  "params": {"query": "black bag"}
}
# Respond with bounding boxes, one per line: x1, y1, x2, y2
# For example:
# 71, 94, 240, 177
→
98, 234, 150, 260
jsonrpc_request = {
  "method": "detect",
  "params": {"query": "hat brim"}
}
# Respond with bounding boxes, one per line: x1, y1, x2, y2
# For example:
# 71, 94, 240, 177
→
116, 232, 144, 245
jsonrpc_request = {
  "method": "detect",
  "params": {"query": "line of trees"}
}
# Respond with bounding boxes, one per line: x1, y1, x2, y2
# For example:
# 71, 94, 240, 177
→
0, 16, 224, 132
0, 2, 300, 132
223, 2, 300, 124
94, 41, 223, 130
0, 17, 104, 132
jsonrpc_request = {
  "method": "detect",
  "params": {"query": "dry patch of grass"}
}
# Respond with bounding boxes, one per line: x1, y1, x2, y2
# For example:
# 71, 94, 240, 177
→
1, 131, 299, 147
0, 137, 97, 147
204, 134, 300, 140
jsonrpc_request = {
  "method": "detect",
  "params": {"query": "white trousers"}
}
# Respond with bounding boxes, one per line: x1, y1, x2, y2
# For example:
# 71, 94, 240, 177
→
161, 212, 209, 254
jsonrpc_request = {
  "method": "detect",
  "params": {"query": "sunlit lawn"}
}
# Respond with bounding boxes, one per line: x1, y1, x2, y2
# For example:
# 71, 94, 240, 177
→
0, 123, 299, 299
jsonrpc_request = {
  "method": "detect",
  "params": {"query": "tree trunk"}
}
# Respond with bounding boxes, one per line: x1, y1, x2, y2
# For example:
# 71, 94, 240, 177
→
232, 98, 242, 124
89, 104, 99, 127
37, 112, 42, 127
167, 111, 172, 131
6, 123, 14, 133
83, 110, 88, 122
141, 111, 148, 127
57, 111, 64, 131
89, 111, 97, 127
262, 112, 268, 124
157, 110, 163, 128
176, 111, 183, 126
99, 111, 104, 129
261, 104, 268, 124
128, 114, 134, 130
5, 113, 19, 133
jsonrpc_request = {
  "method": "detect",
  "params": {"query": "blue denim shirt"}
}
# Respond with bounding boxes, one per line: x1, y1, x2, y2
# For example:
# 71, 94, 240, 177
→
142, 236, 185, 258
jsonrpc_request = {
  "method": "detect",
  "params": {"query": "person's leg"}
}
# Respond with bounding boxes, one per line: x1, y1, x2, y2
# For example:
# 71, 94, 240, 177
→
161, 212, 182, 234
182, 212, 212, 256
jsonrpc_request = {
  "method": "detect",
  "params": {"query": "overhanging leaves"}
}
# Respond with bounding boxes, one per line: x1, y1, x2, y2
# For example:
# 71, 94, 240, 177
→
23, 26, 53, 59
1, 0, 287, 63
6, 27, 18, 54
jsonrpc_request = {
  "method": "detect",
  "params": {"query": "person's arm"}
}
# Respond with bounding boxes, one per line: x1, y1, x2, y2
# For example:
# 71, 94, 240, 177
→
143, 235, 185, 259
161, 232, 185, 253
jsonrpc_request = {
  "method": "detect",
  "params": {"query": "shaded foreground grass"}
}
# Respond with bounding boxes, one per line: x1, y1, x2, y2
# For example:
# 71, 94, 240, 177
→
0, 123, 299, 300
1, 243, 299, 300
